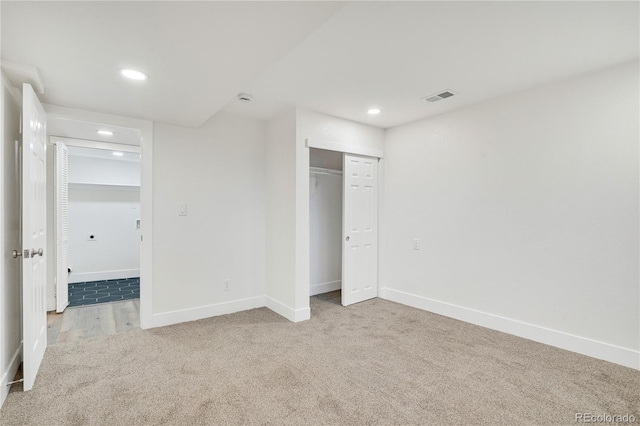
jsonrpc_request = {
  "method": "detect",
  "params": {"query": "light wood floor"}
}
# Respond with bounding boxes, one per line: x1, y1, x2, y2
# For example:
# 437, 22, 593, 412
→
47, 299, 140, 345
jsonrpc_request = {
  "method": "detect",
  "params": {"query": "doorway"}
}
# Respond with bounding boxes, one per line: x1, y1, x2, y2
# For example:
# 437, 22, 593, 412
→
64, 146, 141, 307
42, 105, 153, 329
309, 148, 343, 298
48, 131, 144, 344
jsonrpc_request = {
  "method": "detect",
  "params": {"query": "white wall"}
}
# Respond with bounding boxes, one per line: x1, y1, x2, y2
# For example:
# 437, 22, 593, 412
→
68, 187, 140, 283
265, 110, 298, 318
381, 61, 640, 369
69, 155, 140, 186
0, 74, 22, 407
67, 155, 141, 283
297, 109, 384, 314
309, 156, 342, 295
309, 147, 342, 170
264, 109, 383, 320
152, 112, 266, 326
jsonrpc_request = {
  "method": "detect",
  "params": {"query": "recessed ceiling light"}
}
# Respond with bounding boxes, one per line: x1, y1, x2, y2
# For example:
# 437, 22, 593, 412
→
112, 152, 124, 157
367, 108, 381, 115
97, 130, 114, 136
120, 69, 148, 81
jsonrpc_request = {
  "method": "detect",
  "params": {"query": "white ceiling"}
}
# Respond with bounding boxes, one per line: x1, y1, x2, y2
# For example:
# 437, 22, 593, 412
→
1, 1, 346, 128
2, 1, 638, 130
222, 1, 640, 128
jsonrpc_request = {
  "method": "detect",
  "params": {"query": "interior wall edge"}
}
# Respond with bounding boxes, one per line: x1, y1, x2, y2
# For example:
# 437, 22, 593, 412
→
265, 296, 310, 323
380, 287, 640, 370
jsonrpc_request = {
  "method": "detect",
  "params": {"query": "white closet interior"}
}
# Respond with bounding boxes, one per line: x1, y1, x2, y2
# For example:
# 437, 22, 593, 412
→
309, 148, 343, 296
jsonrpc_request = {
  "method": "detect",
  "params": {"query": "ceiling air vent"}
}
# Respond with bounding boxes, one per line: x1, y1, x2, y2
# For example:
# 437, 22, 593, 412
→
422, 90, 456, 103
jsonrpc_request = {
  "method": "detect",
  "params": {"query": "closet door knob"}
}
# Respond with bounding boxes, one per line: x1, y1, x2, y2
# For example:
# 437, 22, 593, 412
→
346, 236, 350, 242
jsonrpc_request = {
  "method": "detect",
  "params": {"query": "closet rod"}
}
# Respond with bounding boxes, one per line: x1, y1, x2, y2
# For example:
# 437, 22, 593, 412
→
310, 167, 343, 176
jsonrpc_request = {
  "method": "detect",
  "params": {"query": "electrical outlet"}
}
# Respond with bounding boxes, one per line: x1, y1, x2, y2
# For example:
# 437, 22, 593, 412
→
412, 239, 420, 250
224, 279, 231, 291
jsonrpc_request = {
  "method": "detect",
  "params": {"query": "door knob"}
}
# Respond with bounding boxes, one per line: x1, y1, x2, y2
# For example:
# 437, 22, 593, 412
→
11, 250, 23, 258
30, 248, 43, 257
346, 236, 350, 241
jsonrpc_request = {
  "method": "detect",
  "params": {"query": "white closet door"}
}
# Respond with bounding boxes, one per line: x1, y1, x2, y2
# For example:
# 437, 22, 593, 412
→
342, 154, 378, 306
56, 142, 69, 313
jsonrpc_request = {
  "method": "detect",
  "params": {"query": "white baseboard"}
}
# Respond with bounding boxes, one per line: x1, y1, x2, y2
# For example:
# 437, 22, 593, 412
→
152, 296, 265, 328
265, 297, 310, 323
1, 345, 22, 408
310, 280, 341, 296
69, 269, 140, 284
380, 287, 640, 370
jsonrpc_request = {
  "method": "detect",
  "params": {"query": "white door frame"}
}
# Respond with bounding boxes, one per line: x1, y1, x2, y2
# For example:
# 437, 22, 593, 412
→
305, 138, 383, 308
45, 104, 153, 329
54, 142, 69, 313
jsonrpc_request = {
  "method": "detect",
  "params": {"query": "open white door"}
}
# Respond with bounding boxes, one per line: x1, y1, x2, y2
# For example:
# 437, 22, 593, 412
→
55, 142, 69, 313
342, 153, 378, 306
21, 83, 47, 391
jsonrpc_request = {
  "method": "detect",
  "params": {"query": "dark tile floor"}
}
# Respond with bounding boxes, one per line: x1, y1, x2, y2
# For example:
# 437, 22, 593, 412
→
68, 277, 140, 307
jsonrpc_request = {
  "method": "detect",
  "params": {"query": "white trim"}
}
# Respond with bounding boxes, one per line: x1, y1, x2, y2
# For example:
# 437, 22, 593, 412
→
0, 345, 21, 407
265, 297, 310, 323
380, 288, 640, 370
139, 121, 153, 330
310, 280, 341, 296
1, 70, 22, 106
44, 104, 153, 329
50, 136, 140, 153
152, 296, 265, 328
54, 142, 69, 313
306, 137, 384, 159
69, 269, 140, 284
0, 72, 5, 406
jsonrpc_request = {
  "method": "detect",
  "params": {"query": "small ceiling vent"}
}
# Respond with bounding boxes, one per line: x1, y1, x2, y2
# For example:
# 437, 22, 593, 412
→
422, 90, 456, 103
237, 93, 253, 102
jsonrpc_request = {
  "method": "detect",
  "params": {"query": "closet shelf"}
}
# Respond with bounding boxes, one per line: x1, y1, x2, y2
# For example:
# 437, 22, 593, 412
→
69, 182, 140, 191
310, 167, 343, 176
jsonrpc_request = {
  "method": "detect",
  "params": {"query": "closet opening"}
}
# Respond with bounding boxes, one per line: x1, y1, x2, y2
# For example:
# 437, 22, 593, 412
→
309, 148, 343, 303
307, 140, 380, 311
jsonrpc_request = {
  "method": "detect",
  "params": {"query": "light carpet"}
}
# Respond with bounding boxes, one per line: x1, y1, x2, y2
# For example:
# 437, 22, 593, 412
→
1, 291, 638, 425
